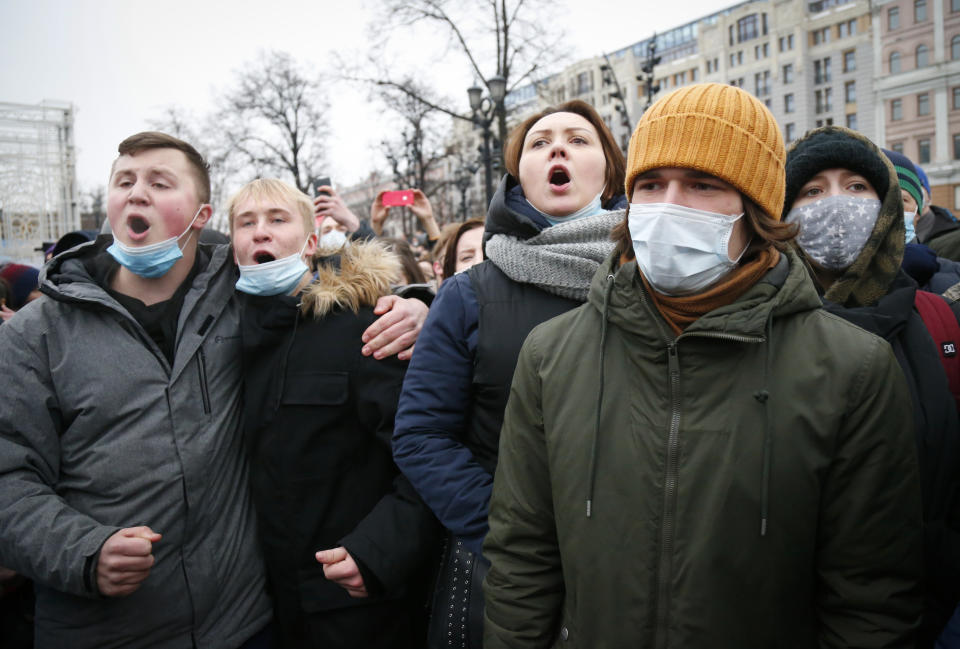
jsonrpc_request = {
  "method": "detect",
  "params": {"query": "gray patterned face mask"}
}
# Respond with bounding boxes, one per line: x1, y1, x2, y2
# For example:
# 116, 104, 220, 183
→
785, 195, 881, 270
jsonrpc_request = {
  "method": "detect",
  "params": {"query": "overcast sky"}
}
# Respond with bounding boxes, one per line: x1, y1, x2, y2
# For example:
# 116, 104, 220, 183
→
1, 0, 734, 195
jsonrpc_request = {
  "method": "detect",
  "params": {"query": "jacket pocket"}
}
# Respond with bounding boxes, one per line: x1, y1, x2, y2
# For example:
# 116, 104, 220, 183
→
281, 371, 349, 407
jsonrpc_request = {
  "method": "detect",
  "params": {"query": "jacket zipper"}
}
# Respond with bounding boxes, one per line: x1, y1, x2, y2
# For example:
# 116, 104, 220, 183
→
654, 342, 682, 649
197, 347, 211, 415
652, 333, 763, 649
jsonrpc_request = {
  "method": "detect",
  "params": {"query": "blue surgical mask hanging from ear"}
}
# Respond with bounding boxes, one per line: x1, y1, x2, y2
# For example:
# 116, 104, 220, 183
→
904, 211, 917, 243
107, 205, 205, 278
235, 236, 312, 296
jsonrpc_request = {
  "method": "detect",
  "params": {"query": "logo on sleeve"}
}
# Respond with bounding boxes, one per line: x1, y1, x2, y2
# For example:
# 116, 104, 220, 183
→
944, 342, 957, 357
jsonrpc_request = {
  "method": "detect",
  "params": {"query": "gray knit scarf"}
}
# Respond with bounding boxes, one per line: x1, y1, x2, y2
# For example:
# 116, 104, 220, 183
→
485, 209, 624, 301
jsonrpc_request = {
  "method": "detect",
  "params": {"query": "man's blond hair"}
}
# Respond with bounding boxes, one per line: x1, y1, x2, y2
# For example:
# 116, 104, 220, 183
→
227, 178, 314, 235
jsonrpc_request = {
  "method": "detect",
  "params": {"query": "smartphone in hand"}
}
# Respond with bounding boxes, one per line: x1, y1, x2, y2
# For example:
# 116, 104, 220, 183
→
382, 190, 414, 207
312, 177, 332, 197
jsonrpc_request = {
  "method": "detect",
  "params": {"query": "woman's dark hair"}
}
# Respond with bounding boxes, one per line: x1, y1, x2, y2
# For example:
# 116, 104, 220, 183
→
442, 218, 485, 280
382, 237, 427, 284
611, 195, 798, 261
503, 99, 626, 204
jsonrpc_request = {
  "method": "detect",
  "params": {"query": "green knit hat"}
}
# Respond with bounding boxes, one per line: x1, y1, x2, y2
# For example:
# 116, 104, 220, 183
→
882, 149, 924, 213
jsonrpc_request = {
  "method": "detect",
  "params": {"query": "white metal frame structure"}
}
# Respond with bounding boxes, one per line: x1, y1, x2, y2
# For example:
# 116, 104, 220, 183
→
0, 101, 78, 264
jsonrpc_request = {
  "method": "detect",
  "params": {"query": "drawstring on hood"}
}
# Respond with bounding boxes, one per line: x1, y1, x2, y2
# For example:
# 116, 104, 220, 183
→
586, 272, 616, 518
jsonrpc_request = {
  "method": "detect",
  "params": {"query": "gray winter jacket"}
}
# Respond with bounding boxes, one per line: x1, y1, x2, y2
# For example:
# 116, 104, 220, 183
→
0, 239, 271, 649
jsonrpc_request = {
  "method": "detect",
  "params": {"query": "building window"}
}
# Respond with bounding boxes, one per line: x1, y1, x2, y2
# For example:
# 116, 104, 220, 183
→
576, 71, 593, 95
786, 123, 796, 142
891, 98, 903, 121
783, 63, 794, 84
730, 53, 736, 67
845, 81, 856, 103
814, 57, 832, 84
754, 42, 770, 59
784, 93, 795, 113
779, 33, 795, 51
889, 7, 900, 30
917, 44, 930, 68
955, 186, 960, 210
707, 59, 713, 73
812, 27, 831, 45
843, 49, 856, 72
954, 0, 960, 12
738, 51, 744, 65
919, 139, 931, 164
816, 88, 833, 113
738, 14, 759, 42
838, 19, 857, 38
846, 113, 858, 130
954, 134, 960, 159
890, 51, 902, 74
953, 35, 960, 60
918, 93, 930, 116
954, 87, 960, 109
915, 0, 927, 22
755, 70, 771, 96
893, 142, 904, 154
691, 68, 699, 82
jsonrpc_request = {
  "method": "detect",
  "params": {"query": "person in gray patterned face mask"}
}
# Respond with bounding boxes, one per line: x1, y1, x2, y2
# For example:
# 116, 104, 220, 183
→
785, 179, 881, 273
784, 125, 960, 648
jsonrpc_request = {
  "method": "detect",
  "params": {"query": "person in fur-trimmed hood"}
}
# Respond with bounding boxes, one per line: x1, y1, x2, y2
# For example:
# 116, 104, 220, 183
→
783, 126, 960, 647
229, 178, 441, 649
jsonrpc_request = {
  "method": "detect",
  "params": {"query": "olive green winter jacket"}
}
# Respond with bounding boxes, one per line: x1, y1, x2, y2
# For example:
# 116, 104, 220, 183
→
483, 250, 923, 649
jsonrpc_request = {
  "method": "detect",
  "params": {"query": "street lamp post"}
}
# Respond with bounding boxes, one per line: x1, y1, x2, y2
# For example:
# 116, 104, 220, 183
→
467, 76, 506, 207
600, 55, 632, 156
455, 164, 477, 221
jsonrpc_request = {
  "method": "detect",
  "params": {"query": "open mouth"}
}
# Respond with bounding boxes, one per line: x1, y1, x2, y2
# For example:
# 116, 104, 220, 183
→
254, 252, 276, 264
128, 216, 150, 234
549, 167, 571, 187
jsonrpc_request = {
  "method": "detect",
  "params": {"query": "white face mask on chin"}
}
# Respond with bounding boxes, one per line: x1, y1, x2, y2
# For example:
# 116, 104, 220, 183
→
628, 202, 746, 296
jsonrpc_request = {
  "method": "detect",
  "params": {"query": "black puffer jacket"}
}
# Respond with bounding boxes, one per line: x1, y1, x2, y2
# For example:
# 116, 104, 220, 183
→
822, 271, 960, 647
240, 242, 440, 649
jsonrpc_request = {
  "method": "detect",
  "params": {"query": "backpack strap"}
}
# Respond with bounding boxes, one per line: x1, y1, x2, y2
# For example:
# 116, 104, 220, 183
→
915, 289, 960, 412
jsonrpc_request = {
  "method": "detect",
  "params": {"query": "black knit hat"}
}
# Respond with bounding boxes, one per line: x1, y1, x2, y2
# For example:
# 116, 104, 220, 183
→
783, 126, 890, 216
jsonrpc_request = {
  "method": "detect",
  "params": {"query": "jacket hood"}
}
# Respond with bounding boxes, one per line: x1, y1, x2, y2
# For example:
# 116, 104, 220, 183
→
786, 127, 905, 308
918, 204, 960, 243
300, 240, 400, 319
588, 247, 821, 343
40, 234, 233, 311
483, 173, 628, 249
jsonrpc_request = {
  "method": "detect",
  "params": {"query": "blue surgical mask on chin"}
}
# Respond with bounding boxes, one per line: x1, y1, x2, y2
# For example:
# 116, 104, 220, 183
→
235, 237, 312, 296
107, 206, 204, 278
526, 191, 607, 226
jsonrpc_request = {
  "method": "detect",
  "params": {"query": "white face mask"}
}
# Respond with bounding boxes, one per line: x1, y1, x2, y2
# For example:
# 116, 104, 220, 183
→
318, 229, 348, 251
628, 202, 746, 296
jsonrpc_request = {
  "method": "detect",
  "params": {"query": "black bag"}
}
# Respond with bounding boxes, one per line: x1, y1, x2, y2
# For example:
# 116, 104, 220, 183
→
426, 534, 490, 649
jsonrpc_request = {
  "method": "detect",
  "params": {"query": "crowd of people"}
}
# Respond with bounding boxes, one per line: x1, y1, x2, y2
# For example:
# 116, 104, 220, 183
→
2, 81, 960, 649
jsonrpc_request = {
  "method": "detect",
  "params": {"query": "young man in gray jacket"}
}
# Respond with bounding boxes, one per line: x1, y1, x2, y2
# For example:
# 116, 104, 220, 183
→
0, 132, 272, 648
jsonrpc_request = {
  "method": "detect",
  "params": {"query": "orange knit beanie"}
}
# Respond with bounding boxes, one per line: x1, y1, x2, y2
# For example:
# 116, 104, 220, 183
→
625, 83, 786, 220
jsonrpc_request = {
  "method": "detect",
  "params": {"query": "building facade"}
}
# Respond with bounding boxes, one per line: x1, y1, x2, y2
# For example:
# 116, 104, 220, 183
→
874, 0, 960, 211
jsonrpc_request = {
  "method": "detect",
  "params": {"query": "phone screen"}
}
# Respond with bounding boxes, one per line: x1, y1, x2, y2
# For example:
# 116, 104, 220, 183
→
312, 177, 332, 197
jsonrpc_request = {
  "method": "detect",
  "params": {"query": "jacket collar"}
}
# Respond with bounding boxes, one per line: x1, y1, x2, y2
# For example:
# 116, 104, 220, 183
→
589, 247, 822, 343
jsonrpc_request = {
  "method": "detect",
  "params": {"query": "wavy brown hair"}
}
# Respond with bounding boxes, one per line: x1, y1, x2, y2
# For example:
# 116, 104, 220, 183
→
503, 100, 626, 204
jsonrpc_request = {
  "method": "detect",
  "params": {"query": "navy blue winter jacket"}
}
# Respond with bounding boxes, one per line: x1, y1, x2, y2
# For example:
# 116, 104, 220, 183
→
392, 175, 626, 555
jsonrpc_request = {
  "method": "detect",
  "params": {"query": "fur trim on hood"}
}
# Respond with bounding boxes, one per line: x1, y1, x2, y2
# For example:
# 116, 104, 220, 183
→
300, 240, 402, 319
